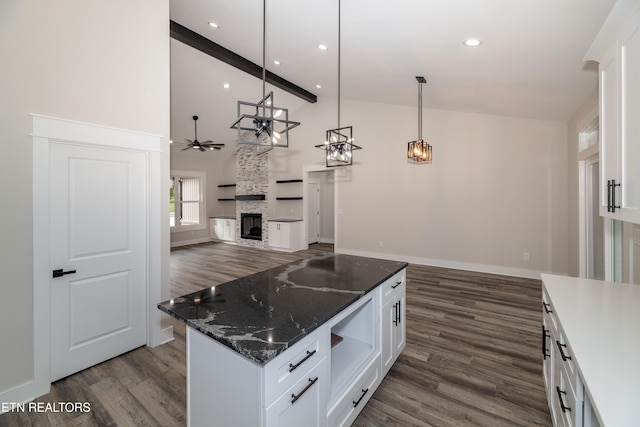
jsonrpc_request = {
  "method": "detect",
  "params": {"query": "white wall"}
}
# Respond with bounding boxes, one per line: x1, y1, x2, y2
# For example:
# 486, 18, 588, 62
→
270, 96, 569, 277
0, 0, 170, 400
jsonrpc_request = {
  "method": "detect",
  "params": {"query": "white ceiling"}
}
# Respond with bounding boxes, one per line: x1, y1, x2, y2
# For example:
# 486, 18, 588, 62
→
169, 0, 615, 156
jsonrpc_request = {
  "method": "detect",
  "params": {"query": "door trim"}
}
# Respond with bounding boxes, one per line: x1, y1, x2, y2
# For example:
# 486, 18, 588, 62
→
29, 114, 170, 401
303, 165, 337, 250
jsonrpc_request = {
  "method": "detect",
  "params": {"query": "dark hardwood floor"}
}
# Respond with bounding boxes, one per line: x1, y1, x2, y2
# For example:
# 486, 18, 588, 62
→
0, 242, 551, 426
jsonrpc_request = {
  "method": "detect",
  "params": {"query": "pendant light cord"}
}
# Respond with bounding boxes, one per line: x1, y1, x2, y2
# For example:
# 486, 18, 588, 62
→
418, 79, 422, 140
262, 0, 266, 99
337, 0, 341, 129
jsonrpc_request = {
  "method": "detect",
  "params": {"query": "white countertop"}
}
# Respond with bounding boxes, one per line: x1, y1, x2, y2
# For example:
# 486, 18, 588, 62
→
541, 274, 640, 427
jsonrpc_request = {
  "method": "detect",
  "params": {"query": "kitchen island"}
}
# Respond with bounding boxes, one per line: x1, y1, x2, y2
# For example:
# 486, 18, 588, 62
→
158, 253, 407, 427
542, 274, 640, 427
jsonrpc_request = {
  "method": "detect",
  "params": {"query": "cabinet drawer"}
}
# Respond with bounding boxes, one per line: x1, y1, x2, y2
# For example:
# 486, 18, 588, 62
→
556, 361, 583, 427
380, 270, 406, 306
327, 356, 381, 427
264, 327, 327, 406
555, 331, 577, 393
265, 356, 327, 427
542, 288, 558, 336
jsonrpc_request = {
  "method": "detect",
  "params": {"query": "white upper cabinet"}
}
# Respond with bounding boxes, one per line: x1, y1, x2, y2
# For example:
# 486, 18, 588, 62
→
586, 1, 640, 224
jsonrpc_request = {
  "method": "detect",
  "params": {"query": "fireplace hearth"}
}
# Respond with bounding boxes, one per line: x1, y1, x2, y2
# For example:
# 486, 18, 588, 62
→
240, 213, 262, 241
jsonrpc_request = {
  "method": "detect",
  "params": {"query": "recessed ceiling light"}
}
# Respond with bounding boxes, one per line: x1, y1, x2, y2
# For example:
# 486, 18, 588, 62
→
316, 84, 322, 89
317, 44, 328, 51
223, 83, 230, 89
208, 22, 219, 29
273, 60, 281, 65
463, 38, 483, 47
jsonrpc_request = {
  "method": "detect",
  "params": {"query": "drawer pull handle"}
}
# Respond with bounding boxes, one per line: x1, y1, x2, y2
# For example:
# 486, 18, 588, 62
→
391, 280, 402, 289
541, 325, 550, 359
397, 300, 402, 325
291, 377, 318, 405
555, 386, 571, 413
352, 388, 369, 408
289, 349, 316, 372
556, 340, 572, 361
542, 302, 553, 314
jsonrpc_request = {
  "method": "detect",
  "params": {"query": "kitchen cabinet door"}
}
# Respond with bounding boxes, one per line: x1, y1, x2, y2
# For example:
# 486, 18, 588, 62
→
597, 11, 640, 224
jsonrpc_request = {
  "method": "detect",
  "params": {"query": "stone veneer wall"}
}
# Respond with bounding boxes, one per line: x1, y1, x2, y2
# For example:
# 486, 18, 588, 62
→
235, 145, 269, 249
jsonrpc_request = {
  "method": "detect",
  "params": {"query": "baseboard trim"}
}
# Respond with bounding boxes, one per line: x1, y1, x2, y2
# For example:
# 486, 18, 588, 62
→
0, 380, 50, 415
336, 248, 545, 280
170, 237, 212, 248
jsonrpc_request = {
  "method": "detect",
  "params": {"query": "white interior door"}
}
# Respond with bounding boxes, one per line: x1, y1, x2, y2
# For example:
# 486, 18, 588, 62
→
307, 181, 320, 244
50, 142, 147, 381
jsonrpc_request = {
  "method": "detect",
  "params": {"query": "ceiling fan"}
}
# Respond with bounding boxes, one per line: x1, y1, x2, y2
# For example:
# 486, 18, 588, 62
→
180, 115, 225, 151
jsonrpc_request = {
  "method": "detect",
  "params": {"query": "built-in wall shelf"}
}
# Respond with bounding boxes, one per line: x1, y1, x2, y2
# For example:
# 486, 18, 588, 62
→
218, 198, 235, 201
218, 184, 236, 188
236, 194, 266, 201
275, 179, 302, 200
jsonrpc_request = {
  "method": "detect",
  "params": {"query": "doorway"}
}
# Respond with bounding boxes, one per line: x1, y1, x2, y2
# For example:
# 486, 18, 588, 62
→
304, 167, 335, 248
31, 115, 167, 397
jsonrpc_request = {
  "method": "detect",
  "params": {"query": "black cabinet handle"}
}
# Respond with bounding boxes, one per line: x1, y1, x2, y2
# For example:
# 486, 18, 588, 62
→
611, 179, 621, 212
555, 386, 571, 413
607, 179, 612, 212
391, 280, 402, 289
289, 350, 316, 372
541, 325, 550, 359
556, 340, 572, 361
393, 303, 398, 326
352, 388, 369, 408
291, 377, 318, 405
52, 269, 76, 278
542, 302, 552, 314
397, 300, 401, 325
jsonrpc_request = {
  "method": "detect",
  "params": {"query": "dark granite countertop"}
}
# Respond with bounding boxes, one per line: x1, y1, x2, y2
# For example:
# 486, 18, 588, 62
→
209, 215, 236, 220
158, 253, 407, 366
267, 218, 302, 222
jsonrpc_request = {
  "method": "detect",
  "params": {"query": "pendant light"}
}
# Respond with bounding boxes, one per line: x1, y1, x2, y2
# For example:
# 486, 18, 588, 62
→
314, 0, 361, 167
407, 76, 432, 163
230, 0, 300, 155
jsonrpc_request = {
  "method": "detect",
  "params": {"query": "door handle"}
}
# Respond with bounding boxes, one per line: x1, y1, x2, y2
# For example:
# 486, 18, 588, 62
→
52, 269, 76, 278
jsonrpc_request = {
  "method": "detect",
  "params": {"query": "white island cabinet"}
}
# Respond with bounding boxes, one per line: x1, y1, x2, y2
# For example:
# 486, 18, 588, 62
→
186, 273, 405, 427
541, 274, 640, 427
158, 254, 407, 427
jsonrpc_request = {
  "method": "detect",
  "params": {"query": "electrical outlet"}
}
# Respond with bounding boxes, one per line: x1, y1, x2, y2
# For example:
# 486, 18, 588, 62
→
523, 252, 530, 261
379, 241, 384, 247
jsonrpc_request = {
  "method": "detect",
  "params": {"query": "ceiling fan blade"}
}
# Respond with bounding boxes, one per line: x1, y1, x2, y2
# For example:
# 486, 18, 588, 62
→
185, 139, 193, 144
201, 140, 214, 144
199, 146, 206, 152
181, 146, 191, 151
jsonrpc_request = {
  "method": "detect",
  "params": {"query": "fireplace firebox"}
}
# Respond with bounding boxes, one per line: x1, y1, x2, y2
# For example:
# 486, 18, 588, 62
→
240, 213, 262, 241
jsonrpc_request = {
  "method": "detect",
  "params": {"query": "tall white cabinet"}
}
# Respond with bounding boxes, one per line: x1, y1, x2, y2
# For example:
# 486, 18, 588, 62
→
586, 0, 640, 224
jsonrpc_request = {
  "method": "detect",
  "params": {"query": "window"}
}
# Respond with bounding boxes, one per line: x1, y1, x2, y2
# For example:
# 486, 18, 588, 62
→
170, 170, 205, 231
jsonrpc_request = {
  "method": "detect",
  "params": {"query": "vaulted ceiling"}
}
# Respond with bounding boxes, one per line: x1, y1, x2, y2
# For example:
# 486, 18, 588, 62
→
169, 0, 615, 156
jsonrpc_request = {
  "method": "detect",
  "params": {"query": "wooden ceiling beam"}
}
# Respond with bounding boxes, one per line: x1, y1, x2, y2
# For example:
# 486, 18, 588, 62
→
170, 20, 317, 104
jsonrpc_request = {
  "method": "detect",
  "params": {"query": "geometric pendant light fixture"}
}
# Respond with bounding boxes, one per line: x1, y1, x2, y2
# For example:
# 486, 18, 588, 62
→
230, 0, 300, 155
407, 76, 432, 163
315, 0, 361, 167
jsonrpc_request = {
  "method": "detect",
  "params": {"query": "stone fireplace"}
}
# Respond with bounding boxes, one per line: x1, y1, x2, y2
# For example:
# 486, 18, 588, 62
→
235, 145, 269, 249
